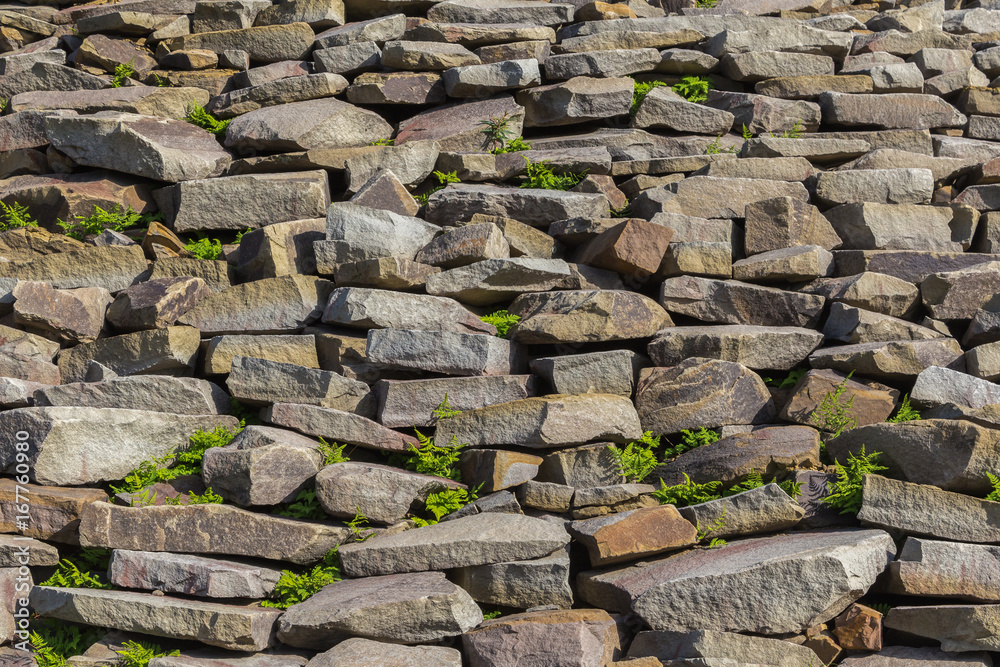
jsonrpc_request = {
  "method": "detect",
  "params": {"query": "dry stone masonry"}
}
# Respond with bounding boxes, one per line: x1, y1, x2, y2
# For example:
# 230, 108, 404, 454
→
0, 0, 999, 665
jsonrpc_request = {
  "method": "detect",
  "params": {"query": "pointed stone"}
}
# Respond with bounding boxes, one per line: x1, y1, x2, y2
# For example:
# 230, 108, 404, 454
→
425, 258, 572, 306
12, 282, 111, 345
107, 277, 213, 333
569, 505, 696, 567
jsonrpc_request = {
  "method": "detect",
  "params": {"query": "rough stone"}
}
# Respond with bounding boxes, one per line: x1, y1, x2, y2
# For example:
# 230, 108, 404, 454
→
108, 550, 283, 599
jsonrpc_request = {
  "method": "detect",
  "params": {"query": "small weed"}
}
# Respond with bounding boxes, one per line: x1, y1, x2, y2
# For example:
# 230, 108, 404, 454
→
695, 507, 726, 540
370, 138, 394, 146
347, 507, 375, 542
479, 111, 517, 152
493, 136, 531, 154
0, 98, 8, 113
0, 201, 38, 231
869, 602, 892, 615
779, 478, 803, 498
707, 537, 727, 548
415, 170, 461, 206
696, 0, 718, 6
432, 393, 462, 420
185, 236, 224, 260
823, 445, 887, 515
610, 202, 632, 218
887, 394, 921, 423
114, 640, 179, 667
481, 309, 521, 338
57, 204, 161, 241
652, 474, 722, 507
769, 119, 804, 139
663, 427, 719, 460
30, 621, 107, 667
423, 485, 479, 522
398, 431, 466, 481
630, 79, 669, 115
607, 431, 660, 483
704, 134, 739, 155
723, 470, 765, 497
741, 123, 754, 140
986, 472, 1000, 502
810, 372, 858, 440
111, 60, 134, 88
152, 73, 170, 87
672, 75, 711, 103
164, 487, 224, 505
317, 436, 350, 465
185, 102, 230, 138
41, 549, 113, 590
482, 609, 502, 620
261, 548, 341, 609
764, 367, 806, 389
520, 158, 585, 190
273, 488, 327, 520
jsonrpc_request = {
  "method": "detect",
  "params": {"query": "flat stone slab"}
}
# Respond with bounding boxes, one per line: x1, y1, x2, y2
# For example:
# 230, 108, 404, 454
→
306, 638, 461, 667
338, 512, 570, 577
29, 586, 281, 652
462, 609, 619, 667
109, 550, 283, 599
840, 646, 991, 666
374, 375, 537, 428
315, 462, 462, 524
569, 505, 697, 567
0, 480, 106, 543
34, 376, 230, 415
80, 501, 347, 565
452, 546, 574, 610
648, 325, 824, 372
627, 628, 822, 666
678, 484, 805, 541
884, 605, 1000, 652
579, 528, 894, 634
263, 403, 417, 452
277, 571, 481, 649
888, 537, 1000, 602
0, 534, 58, 566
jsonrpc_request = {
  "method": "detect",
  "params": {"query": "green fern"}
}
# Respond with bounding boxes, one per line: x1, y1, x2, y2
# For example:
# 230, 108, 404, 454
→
273, 488, 327, 520
422, 485, 479, 522
764, 367, 806, 389
493, 136, 531, 154
164, 487, 224, 505
432, 393, 462, 420
114, 640, 179, 667
986, 472, 1000, 502
652, 474, 722, 507
317, 437, 350, 465
810, 372, 858, 440
520, 158, 585, 190
672, 75, 711, 103
0, 201, 38, 231
110, 60, 134, 88
704, 134, 739, 155
415, 170, 461, 206
30, 622, 106, 667
370, 138, 394, 146
607, 432, 660, 483
57, 204, 161, 241
769, 119, 804, 139
663, 427, 719, 460
887, 394, 921, 423
261, 548, 342, 609
185, 101, 231, 138
41, 558, 112, 590
480, 309, 520, 338
347, 507, 375, 541
823, 445, 887, 515
184, 236, 224, 260
397, 431, 466, 481
779, 478, 803, 498
630, 79, 669, 115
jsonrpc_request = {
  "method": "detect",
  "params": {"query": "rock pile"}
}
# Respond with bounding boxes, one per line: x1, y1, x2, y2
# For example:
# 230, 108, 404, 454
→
0, 0, 1000, 664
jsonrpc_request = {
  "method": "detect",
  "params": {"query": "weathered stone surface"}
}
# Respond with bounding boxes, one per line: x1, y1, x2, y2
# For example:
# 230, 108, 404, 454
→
322, 287, 492, 334
307, 639, 461, 667
177, 276, 334, 335
0, 244, 149, 293
462, 609, 619, 667
627, 628, 821, 666
679, 484, 805, 541
206, 73, 349, 118
108, 550, 283, 599
0, 480, 106, 543
338, 512, 569, 576
202, 335, 318, 375
435, 393, 641, 448
452, 546, 573, 609
579, 528, 894, 634
374, 375, 536, 428
802, 271, 919, 320
517, 76, 633, 127
12, 281, 111, 345
660, 277, 825, 328
649, 325, 822, 372
107, 277, 213, 333
820, 92, 967, 129
366, 328, 518, 376
460, 449, 540, 492
884, 605, 1000, 652
922, 261, 1000, 321
35, 376, 229, 415
636, 359, 775, 435
424, 258, 568, 306
161, 23, 316, 63
321, 201, 440, 263
816, 168, 934, 207
427, 183, 607, 227
569, 505, 696, 566
227, 356, 372, 414
650, 176, 809, 220
0, 407, 237, 486
80, 501, 347, 564
824, 203, 960, 252
732, 245, 834, 283
315, 462, 460, 523
840, 646, 992, 666
911, 365, 1000, 411
781, 369, 898, 428
11, 85, 209, 120
809, 338, 965, 381
888, 537, 1000, 603
224, 99, 393, 153
531, 349, 644, 397
444, 58, 540, 98
428, 0, 574, 25
574, 218, 673, 275
263, 403, 416, 452
510, 290, 672, 343
653, 425, 820, 487
633, 86, 734, 134
30, 586, 281, 652
744, 196, 841, 255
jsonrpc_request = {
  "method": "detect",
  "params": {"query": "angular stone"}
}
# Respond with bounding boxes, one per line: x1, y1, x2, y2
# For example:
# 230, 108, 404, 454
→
202, 433, 322, 507
922, 262, 1000, 321
107, 277, 212, 333
967, 341, 1000, 382
808, 339, 965, 381
44, 112, 230, 183
452, 546, 573, 609
0, 480, 106, 543
840, 646, 991, 666
313, 42, 382, 77
722, 51, 834, 82
206, 73, 348, 119
517, 76, 633, 127
177, 276, 334, 336
819, 92, 966, 130
755, 74, 873, 99
518, 480, 573, 513
888, 537, 1000, 603
815, 168, 934, 206
81, 501, 347, 564
632, 86, 734, 135
0, 534, 57, 566
31, 586, 280, 652
0, 63, 108, 104
744, 196, 841, 255
843, 149, 976, 186
435, 393, 641, 448
706, 22, 852, 59
425, 258, 571, 306
780, 369, 898, 428
395, 96, 522, 151
338, 512, 569, 577
366, 328, 518, 376
346, 71, 446, 105
427, 0, 574, 25
331, 257, 441, 290
459, 449, 540, 492
510, 290, 672, 343
227, 356, 372, 415
569, 505, 696, 567
732, 245, 834, 282
149, 258, 234, 293
531, 349, 645, 397
678, 484, 805, 540
443, 58, 541, 98
802, 272, 919, 320
321, 201, 440, 262
263, 403, 416, 452
911, 366, 1000, 411
35, 376, 229, 415
648, 325, 823, 372
0, 377, 48, 408
574, 219, 672, 275
705, 92, 822, 136
825, 203, 960, 251
315, 462, 461, 523
202, 335, 318, 375
884, 605, 1000, 652
659, 277, 825, 328
462, 609, 619, 667
537, 444, 622, 488
426, 184, 607, 227
224, 99, 393, 153
652, 176, 809, 220
653, 425, 820, 487
0, 407, 237, 486
834, 249, 996, 285
381, 39, 479, 70
627, 629, 821, 666
161, 23, 315, 63
12, 282, 111, 345
314, 14, 405, 48
108, 550, 283, 599
345, 142, 440, 192
322, 287, 492, 334
374, 375, 537, 428
307, 638, 461, 667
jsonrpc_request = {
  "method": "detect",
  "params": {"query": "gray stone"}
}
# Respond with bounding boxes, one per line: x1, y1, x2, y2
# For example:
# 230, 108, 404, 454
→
517, 76, 633, 127
366, 328, 518, 376
705, 92, 822, 137
537, 444, 622, 488
202, 335, 318, 375
815, 168, 934, 206
633, 86, 735, 134
911, 366, 1000, 410
517, 480, 573, 513
382, 39, 480, 70
395, 96, 522, 151
744, 196, 841, 255
107, 277, 213, 332
205, 73, 349, 118
338, 512, 570, 577
425, 258, 572, 306
345, 142, 440, 192
884, 605, 1000, 652
315, 462, 461, 524
659, 277, 825, 328
530, 349, 645, 397
444, 59, 541, 98
434, 393, 642, 448
819, 92, 967, 130
0, 407, 239, 487
0, 534, 58, 566
314, 14, 405, 48
160, 22, 316, 63
34, 376, 230, 415
202, 434, 322, 507
739, 137, 869, 163
921, 261, 1000, 321
262, 402, 417, 452
706, 23, 853, 59
224, 99, 393, 153
254, 0, 345, 28
108, 550, 283, 599
462, 609, 619, 667
510, 290, 673, 343
628, 629, 821, 666
306, 639, 461, 667
426, 184, 607, 227
648, 325, 823, 372
678, 484, 805, 541
0, 479, 107, 544
840, 646, 991, 666
313, 42, 382, 77
227, 356, 373, 414
823, 203, 960, 251
374, 375, 536, 428
321, 287, 493, 334
321, 201, 440, 262
453, 546, 573, 609
427, 0, 574, 25
414, 223, 509, 269
649, 176, 810, 220
721, 51, 834, 82
808, 339, 966, 381
801, 271, 919, 320
889, 537, 1000, 603
731, 245, 834, 282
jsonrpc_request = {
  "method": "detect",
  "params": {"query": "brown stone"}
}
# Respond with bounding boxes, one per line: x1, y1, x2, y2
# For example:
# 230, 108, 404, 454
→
459, 449, 543, 493
779, 369, 899, 429
12, 282, 112, 345
834, 604, 883, 652
568, 505, 697, 567
574, 219, 673, 275
346, 71, 446, 106
0, 479, 107, 544
462, 609, 620, 667
106, 277, 213, 332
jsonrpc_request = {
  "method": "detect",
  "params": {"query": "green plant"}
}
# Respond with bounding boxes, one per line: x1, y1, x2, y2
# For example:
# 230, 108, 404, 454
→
30, 622, 106, 667
481, 309, 521, 338
432, 393, 462, 420
273, 488, 327, 520
57, 204, 161, 241
764, 367, 806, 389
823, 445, 887, 515
810, 372, 858, 440
184, 236, 224, 260
704, 134, 739, 155
652, 474, 722, 507
741, 123, 754, 140
164, 487, 224, 505
493, 136, 531, 154
630, 79, 668, 115
185, 102, 231, 138
722, 471, 765, 497
0, 98, 8, 112
261, 548, 342, 609
41, 558, 112, 590
663, 427, 719, 460
347, 507, 375, 541
610, 202, 632, 218
317, 437, 350, 466
114, 640, 179, 667
887, 394, 921, 423
520, 158, 585, 191
607, 432, 660, 483
986, 472, 1000, 502
234, 227, 251, 244
696, 0, 718, 6
779, 478, 803, 498
770, 119, 804, 139
110, 451, 180, 495
400, 431, 466, 481
868, 602, 892, 615
0, 201, 38, 231
482, 609, 502, 620
415, 170, 461, 206
672, 75, 710, 103
479, 111, 516, 152
370, 138, 394, 146
111, 60, 134, 88
707, 537, 727, 548
695, 507, 726, 541
423, 485, 479, 522
152, 74, 169, 87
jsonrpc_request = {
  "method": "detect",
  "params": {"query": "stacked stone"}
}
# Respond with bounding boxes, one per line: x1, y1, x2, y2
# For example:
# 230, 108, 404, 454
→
0, 0, 999, 664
